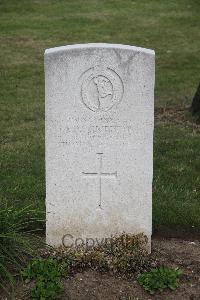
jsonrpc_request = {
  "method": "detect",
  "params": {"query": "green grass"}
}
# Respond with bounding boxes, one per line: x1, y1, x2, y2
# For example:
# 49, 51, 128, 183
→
154, 124, 200, 228
0, 0, 200, 230
0, 201, 44, 294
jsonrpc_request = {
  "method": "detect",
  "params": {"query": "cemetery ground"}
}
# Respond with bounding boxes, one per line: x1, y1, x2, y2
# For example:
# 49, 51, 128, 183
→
0, 0, 200, 299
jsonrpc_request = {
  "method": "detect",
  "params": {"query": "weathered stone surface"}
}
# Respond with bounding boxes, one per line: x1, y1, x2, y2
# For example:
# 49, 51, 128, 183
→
45, 43, 155, 249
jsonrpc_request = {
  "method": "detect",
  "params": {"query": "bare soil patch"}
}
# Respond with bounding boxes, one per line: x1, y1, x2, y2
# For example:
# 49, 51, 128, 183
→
153, 225, 200, 241
155, 107, 200, 131
15, 238, 200, 300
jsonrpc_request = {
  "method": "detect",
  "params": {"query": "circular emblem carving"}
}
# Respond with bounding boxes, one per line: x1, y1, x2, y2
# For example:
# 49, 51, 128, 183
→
80, 67, 124, 112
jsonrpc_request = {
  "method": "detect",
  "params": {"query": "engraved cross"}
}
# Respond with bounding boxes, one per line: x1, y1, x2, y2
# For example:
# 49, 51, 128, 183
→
82, 153, 117, 208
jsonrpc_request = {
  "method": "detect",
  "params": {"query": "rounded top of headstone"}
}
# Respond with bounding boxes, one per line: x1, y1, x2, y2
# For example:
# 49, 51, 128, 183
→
44, 43, 155, 56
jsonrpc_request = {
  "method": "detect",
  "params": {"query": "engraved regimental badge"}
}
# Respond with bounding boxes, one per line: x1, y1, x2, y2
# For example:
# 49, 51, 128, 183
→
79, 66, 124, 112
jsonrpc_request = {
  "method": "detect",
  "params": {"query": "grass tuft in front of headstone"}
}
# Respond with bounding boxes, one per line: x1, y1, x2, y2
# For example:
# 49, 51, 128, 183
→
138, 266, 182, 295
0, 199, 45, 296
22, 258, 69, 299
46, 233, 149, 275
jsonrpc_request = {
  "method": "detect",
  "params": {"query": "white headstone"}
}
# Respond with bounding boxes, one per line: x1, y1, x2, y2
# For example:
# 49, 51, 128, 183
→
45, 43, 155, 250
